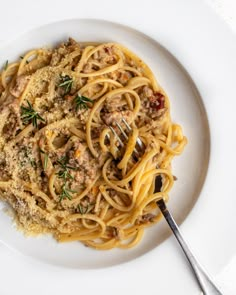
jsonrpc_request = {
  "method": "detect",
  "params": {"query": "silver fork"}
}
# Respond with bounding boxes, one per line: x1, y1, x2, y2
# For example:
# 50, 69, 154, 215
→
109, 118, 222, 295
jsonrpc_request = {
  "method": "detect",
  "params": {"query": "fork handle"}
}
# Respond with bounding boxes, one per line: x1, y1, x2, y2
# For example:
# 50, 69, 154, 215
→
157, 199, 222, 295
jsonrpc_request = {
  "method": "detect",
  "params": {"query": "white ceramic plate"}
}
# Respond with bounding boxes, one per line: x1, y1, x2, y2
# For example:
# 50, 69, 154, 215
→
0, 19, 210, 268
0, 1, 236, 293
1, 0, 236, 294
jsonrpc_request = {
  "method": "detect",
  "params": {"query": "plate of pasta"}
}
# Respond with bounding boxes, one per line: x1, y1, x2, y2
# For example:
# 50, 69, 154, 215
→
0, 19, 210, 268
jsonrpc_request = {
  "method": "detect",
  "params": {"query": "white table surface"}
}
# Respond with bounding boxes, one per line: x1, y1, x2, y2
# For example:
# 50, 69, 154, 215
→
0, 1, 236, 294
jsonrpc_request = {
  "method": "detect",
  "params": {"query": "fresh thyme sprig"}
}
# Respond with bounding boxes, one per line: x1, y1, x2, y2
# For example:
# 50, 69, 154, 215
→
56, 156, 76, 181
21, 100, 45, 128
57, 169, 73, 180
56, 156, 77, 202
59, 183, 76, 202
74, 94, 94, 111
59, 75, 73, 94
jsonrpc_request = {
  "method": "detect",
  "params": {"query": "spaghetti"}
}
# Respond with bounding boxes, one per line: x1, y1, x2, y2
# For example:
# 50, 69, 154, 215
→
0, 38, 187, 249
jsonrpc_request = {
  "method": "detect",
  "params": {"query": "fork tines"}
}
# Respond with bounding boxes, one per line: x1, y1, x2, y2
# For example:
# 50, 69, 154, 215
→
108, 118, 144, 157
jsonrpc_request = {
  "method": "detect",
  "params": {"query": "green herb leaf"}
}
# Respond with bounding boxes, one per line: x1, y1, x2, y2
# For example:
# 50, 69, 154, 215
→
43, 154, 48, 170
59, 183, 75, 202
77, 203, 95, 214
39, 149, 48, 170
57, 156, 76, 171
57, 169, 73, 180
77, 204, 85, 214
74, 94, 94, 111
59, 75, 73, 94
4, 60, 8, 70
30, 159, 37, 168
21, 100, 45, 128
56, 156, 76, 181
